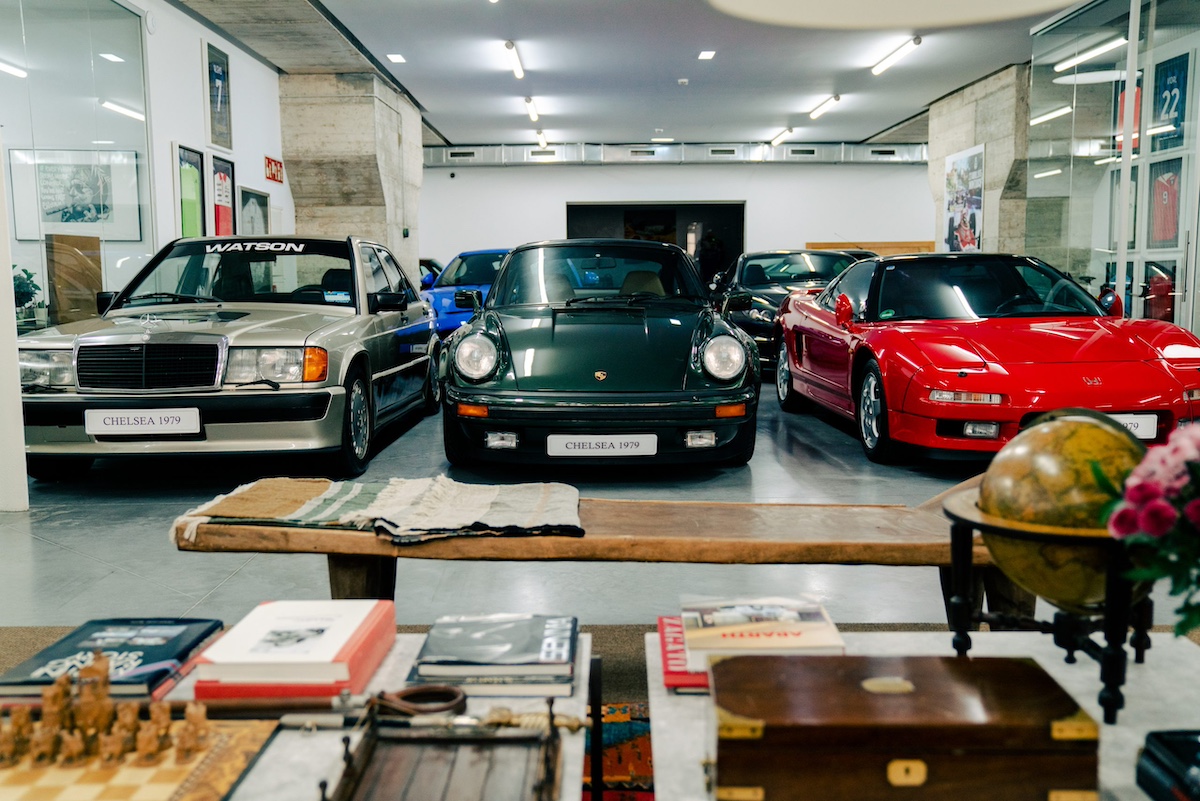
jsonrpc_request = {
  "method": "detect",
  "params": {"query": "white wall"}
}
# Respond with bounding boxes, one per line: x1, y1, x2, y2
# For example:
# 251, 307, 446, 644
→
417, 162, 934, 264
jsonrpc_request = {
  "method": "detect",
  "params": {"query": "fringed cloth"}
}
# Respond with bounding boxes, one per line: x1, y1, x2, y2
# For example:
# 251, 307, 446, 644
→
174, 475, 583, 545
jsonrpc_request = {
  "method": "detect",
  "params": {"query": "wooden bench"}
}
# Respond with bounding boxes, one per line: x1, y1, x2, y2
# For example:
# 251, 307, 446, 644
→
171, 479, 986, 601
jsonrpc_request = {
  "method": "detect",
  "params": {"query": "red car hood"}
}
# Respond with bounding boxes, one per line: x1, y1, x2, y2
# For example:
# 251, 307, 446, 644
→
896, 317, 1200, 367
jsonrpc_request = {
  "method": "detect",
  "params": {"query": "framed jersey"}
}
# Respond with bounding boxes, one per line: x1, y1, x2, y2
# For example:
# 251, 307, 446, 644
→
1149, 157, 1182, 249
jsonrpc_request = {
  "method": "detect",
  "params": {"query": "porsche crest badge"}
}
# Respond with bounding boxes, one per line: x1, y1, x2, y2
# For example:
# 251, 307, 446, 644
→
594, 371, 608, 381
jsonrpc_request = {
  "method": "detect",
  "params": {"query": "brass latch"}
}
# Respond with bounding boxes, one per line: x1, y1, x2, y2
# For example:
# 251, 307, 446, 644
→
886, 759, 928, 787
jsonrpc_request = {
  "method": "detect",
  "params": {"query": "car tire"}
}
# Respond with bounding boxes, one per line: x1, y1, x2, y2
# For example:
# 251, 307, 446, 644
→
26, 456, 94, 482
442, 410, 474, 467
775, 338, 806, 413
329, 365, 373, 478
422, 339, 442, 415
724, 417, 757, 466
857, 358, 899, 464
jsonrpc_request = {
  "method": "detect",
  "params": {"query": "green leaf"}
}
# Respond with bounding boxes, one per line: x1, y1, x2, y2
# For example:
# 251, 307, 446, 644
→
1090, 460, 1123, 498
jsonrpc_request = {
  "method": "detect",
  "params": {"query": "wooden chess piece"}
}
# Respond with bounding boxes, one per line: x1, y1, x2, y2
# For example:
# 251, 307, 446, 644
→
115, 700, 139, 732
174, 721, 199, 764
0, 726, 17, 768
185, 701, 209, 744
9, 707, 32, 757
59, 729, 85, 766
149, 701, 172, 750
98, 730, 125, 766
30, 726, 59, 764
135, 721, 161, 766
79, 649, 110, 695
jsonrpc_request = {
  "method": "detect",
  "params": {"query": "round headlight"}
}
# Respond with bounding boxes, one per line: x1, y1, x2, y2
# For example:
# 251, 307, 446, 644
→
702, 335, 747, 380
454, 334, 499, 380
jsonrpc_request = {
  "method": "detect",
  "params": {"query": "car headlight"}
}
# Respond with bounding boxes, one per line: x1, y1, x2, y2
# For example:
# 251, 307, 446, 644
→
19, 349, 74, 388
225, 347, 328, 384
701, 335, 747, 380
455, 334, 499, 381
929, 389, 1003, 405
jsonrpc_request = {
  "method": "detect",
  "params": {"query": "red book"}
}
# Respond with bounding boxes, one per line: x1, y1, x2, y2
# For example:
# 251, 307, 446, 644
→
657, 616, 709, 694
192, 600, 395, 699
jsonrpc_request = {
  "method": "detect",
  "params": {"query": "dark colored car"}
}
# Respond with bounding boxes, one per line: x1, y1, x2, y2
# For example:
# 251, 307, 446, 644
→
711, 250, 859, 365
421, 249, 508, 337
775, 252, 1200, 463
440, 238, 761, 465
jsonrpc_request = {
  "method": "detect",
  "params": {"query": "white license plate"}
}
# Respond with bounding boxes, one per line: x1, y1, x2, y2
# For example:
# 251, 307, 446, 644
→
1109, 413, 1157, 440
546, 434, 657, 457
85, 409, 201, 436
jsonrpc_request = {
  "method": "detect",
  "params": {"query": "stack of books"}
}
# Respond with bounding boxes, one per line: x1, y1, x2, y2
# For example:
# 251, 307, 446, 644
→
407, 613, 579, 697
191, 599, 395, 700
657, 595, 844, 693
0, 617, 224, 702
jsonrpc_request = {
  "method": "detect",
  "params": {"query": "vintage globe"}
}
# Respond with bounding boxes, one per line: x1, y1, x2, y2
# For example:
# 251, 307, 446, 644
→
973, 409, 1147, 616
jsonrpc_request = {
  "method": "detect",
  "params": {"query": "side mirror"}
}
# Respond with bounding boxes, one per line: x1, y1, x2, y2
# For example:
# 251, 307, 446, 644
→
834, 293, 855, 329
724, 292, 752, 313
454, 289, 483, 310
1098, 288, 1124, 318
370, 291, 409, 313
96, 291, 117, 314
420, 273, 435, 289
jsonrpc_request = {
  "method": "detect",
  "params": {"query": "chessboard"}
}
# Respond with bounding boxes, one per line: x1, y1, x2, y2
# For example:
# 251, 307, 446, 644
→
0, 719, 276, 801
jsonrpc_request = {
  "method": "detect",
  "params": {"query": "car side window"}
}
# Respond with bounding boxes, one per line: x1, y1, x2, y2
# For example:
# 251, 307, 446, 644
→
360, 245, 390, 294
376, 248, 419, 301
820, 261, 875, 316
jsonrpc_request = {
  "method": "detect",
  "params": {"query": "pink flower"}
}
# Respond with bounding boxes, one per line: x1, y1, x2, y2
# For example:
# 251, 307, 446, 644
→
1108, 505, 1141, 538
1185, 499, 1200, 529
1137, 498, 1179, 538
1125, 480, 1164, 505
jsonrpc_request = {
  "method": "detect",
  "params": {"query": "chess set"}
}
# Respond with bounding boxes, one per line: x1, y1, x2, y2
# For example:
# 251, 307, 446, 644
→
0, 650, 275, 801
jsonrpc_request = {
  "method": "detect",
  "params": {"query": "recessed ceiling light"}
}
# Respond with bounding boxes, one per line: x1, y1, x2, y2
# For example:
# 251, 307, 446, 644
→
698, 51, 715, 60
1053, 37, 1127, 73
386, 54, 406, 63
99, 53, 124, 62
770, 128, 792, 147
809, 95, 840, 119
101, 100, 144, 121
1029, 105, 1072, 126
91, 140, 115, 145
0, 61, 28, 78
651, 137, 674, 143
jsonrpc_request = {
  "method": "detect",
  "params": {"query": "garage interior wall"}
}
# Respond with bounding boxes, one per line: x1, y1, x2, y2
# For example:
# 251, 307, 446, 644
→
417, 163, 934, 266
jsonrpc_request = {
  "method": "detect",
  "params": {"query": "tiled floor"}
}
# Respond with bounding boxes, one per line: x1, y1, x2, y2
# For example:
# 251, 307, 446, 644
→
0, 400, 1172, 629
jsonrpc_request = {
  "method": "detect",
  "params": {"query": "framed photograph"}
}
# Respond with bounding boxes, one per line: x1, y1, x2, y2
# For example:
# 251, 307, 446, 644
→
206, 43, 232, 150
212, 155, 235, 236
1148, 157, 1183, 249
943, 144, 983, 252
9, 149, 141, 241
1152, 53, 1188, 152
174, 143, 206, 238
237, 186, 270, 234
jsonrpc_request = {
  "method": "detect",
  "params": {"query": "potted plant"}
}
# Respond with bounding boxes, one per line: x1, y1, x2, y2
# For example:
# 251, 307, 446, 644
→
13, 266, 40, 309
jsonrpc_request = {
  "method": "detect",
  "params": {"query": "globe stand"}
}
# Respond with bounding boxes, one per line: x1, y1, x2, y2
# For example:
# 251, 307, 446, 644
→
944, 498, 1153, 725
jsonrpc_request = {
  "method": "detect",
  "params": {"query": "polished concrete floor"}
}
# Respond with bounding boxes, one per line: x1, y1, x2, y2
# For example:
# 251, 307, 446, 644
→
0, 397, 1175, 629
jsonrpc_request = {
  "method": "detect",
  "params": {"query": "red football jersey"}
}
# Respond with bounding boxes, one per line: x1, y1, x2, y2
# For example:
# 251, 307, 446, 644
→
1152, 170, 1179, 244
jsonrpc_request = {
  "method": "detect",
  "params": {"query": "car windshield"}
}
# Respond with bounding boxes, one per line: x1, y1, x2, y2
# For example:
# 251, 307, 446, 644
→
436, 252, 504, 288
741, 252, 856, 287
874, 257, 1105, 321
489, 244, 706, 308
114, 240, 356, 309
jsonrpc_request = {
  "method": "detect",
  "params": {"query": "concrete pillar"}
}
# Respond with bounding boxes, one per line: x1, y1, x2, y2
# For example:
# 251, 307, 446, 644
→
0, 129, 30, 510
279, 73, 423, 284
928, 65, 1031, 254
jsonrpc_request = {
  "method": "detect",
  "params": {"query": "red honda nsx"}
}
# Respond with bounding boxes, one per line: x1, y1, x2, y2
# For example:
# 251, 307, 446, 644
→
774, 253, 1200, 462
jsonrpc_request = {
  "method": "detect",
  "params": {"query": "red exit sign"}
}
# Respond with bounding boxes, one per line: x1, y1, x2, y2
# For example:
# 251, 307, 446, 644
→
264, 156, 284, 183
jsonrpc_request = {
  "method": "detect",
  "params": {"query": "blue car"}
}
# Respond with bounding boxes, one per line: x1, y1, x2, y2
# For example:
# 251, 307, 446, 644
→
421, 249, 508, 337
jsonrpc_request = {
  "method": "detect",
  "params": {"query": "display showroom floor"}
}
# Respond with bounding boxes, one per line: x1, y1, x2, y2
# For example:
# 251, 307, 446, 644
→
0, 399, 1179, 628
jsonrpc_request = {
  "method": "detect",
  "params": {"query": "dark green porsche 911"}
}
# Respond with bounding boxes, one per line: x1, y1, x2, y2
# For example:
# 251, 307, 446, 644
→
440, 239, 761, 465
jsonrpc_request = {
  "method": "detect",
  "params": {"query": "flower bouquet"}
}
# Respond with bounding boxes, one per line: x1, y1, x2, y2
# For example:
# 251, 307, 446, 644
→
1105, 424, 1200, 635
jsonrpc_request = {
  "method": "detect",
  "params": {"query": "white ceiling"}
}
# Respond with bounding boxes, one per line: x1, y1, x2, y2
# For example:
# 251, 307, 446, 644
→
316, 0, 1059, 147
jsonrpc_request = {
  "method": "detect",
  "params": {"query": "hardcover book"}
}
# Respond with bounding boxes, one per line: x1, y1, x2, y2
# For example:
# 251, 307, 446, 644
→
403, 665, 574, 697
0, 617, 223, 697
1137, 730, 1200, 801
194, 599, 394, 691
415, 613, 578, 677
656, 616, 709, 693
680, 595, 844, 672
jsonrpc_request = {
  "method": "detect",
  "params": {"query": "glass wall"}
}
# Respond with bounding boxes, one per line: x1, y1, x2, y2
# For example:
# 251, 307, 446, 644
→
0, 0, 151, 331
1028, 0, 1199, 326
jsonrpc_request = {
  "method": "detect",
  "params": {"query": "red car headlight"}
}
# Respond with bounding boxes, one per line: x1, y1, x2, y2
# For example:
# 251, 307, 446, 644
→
929, 389, 1003, 405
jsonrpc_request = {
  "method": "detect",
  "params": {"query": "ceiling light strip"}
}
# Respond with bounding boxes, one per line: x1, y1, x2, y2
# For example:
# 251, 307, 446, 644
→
0, 61, 28, 78
770, 128, 792, 147
101, 100, 144, 121
809, 95, 840, 119
536, 129, 547, 148
872, 36, 921, 76
1029, 105, 1072, 126
524, 96, 539, 122
1033, 168, 1062, 179
505, 40, 524, 79
1053, 37, 1127, 73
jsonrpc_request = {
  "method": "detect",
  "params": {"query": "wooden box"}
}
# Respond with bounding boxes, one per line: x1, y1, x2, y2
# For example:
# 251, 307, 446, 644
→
711, 655, 1098, 801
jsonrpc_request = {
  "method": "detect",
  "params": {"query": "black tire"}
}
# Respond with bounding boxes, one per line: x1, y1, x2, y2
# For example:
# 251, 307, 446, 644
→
26, 456, 94, 482
442, 409, 474, 466
775, 338, 805, 413
724, 417, 757, 466
329, 365, 373, 477
422, 339, 442, 415
856, 358, 899, 464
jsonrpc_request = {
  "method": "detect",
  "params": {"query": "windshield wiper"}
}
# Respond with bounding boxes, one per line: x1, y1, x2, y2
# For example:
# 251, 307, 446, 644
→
232, 378, 281, 390
125, 292, 218, 304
